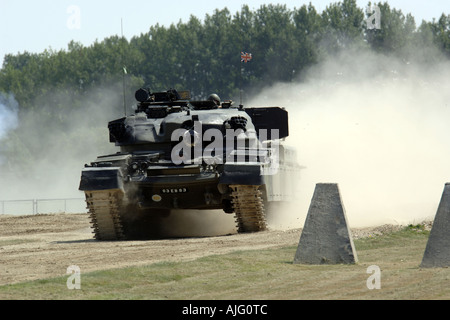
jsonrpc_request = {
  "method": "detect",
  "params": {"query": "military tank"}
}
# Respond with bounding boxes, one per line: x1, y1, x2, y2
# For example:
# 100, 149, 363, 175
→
79, 88, 299, 240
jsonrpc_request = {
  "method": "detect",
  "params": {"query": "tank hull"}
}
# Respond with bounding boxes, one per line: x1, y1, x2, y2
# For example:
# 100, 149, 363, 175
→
79, 88, 300, 240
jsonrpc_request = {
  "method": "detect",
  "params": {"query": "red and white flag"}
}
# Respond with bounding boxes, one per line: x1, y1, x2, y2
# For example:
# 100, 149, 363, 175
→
240, 52, 252, 63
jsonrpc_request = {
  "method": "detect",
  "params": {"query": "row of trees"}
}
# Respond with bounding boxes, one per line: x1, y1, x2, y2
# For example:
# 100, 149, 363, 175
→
1, 1, 450, 108
0, 0, 449, 185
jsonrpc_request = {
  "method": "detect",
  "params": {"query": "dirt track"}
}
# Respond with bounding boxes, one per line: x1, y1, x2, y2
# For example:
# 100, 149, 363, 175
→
0, 213, 402, 286
0, 213, 303, 285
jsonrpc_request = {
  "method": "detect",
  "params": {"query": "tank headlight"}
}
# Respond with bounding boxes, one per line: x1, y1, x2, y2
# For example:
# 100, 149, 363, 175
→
131, 163, 139, 171
140, 161, 148, 170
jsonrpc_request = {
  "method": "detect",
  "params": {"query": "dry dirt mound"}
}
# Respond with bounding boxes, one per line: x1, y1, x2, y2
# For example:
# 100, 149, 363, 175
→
0, 213, 405, 286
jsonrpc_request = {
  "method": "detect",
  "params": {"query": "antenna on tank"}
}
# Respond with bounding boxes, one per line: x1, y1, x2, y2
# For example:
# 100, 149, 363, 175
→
121, 18, 127, 116
239, 65, 243, 108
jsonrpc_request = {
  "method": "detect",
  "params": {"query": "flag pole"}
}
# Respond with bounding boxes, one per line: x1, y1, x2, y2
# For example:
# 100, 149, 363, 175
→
239, 58, 243, 107
239, 51, 252, 108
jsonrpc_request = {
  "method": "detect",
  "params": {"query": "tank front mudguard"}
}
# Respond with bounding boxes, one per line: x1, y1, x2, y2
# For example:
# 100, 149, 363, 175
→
79, 167, 124, 191
219, 163, 264, 186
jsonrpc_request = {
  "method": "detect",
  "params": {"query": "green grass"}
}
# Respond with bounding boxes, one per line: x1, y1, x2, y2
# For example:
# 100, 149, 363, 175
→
355, 224, 430, 250
1, 225, 449, 300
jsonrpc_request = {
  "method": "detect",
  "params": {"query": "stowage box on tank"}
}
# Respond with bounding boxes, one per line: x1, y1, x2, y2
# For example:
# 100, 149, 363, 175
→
79, 88, 300, 240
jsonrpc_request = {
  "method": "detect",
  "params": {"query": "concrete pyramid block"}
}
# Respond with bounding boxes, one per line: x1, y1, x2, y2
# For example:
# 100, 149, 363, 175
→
421, 183, 450, 268
294, 183, 358, 265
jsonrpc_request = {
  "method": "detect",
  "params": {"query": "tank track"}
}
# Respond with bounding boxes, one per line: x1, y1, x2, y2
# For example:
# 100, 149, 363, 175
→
230, 185, 267, 233
84, 190, 126, 240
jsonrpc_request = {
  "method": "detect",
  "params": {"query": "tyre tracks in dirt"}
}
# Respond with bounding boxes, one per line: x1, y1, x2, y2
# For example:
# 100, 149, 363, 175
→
0, 213, 300, 285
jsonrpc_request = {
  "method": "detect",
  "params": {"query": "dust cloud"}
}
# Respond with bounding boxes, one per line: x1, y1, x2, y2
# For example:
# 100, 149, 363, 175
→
248, 48, 450, 228
0, 85, 124, 202
0, 93, 19, 141
154, 209, 237, 238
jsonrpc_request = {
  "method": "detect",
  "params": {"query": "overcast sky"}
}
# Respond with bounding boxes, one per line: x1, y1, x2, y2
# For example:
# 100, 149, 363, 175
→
1, 0, 449, 64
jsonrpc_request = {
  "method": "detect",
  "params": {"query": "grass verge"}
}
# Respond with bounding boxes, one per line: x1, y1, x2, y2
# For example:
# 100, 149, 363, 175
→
1, 225, 449, 300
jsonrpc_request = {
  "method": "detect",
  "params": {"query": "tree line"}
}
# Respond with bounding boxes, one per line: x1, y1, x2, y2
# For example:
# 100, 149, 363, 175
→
0, 1, 449, 181
1, 1, 449, 108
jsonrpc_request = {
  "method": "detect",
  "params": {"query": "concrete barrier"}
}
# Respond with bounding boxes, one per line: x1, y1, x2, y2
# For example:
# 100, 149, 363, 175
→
294, 183, 358, 265
420, 183, 450, 268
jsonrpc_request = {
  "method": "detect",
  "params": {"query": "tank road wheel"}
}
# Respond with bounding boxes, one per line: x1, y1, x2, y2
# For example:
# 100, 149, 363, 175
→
84, 190, 126, 240
230, 185, 267, 233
